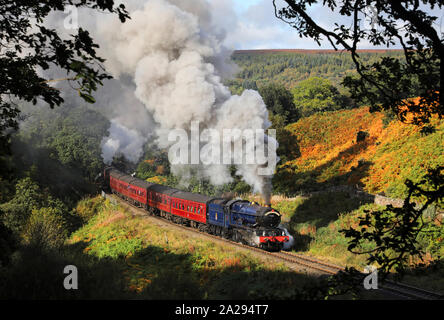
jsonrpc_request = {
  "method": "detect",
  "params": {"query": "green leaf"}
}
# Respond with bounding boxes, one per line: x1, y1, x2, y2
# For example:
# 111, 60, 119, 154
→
79, 92, 96, 104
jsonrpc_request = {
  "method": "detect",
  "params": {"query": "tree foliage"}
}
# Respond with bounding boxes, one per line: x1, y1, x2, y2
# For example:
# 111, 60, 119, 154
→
0, 178, 46, 234
291, 77, 352, 117
23, 207, 68, 250
228, 50, 405, 93
258, 83, 300, 124
340, 167, 443, 279
0, 177, 72, 234
274, 0, 442, 128
0, 0, 128, 155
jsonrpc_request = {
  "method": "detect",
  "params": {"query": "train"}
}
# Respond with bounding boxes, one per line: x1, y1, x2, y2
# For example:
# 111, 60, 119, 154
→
103, 167, 290, 251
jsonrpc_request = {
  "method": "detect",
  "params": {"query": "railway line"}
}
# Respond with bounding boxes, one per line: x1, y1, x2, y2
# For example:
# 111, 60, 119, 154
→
107, 192, 443, 300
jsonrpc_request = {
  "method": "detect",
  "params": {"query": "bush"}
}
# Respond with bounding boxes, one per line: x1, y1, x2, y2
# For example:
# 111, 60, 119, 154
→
23, 207, 69, 250
0, 178, 45, 234
291, 77, 351, 118
74, 196, 105, 223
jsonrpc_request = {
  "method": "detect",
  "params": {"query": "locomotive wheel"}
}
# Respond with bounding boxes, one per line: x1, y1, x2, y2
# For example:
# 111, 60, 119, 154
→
198, 224, 206, 233
232, 231, 240, 242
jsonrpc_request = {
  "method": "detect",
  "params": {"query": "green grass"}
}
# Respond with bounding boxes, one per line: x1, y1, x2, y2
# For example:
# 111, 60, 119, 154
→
65, 197, 330, 299
270, 192, 444, 293
4, 194, 440, 299
272, 192, 375, 267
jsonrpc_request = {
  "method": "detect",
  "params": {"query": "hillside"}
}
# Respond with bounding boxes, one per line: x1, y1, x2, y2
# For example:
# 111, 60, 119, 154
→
65, 197, 337, 299
273, 106, 443, 199
227, 50, 405, 93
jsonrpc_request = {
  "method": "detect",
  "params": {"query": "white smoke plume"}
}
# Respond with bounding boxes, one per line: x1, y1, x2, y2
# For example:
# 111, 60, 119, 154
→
93, 0, 277, 199
101, 119, 147, 164
280, 225, 295, 251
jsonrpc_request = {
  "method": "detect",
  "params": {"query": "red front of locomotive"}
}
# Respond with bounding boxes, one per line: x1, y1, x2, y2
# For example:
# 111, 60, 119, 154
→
259, 235, 289, 243
256, 228, 289, 251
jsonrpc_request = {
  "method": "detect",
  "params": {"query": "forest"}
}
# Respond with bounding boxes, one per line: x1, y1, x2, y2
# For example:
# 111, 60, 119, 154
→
0, 0, 442, 302
227, 50, 405, 93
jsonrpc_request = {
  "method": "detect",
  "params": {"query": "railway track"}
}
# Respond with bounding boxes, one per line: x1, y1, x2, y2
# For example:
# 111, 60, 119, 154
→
107, 192, 443, 300
278, 251, 443, 300
381, 281, 443, 300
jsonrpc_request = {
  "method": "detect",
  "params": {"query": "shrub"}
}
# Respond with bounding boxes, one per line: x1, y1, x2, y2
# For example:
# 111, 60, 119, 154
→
74, 196, 105, 223
23, 207, 68, 250
0, 178, 44, 234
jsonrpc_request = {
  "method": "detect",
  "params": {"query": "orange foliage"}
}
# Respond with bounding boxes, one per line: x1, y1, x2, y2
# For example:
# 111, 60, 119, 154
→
396, 95, 441, 125
156, 165, 165, 175
147, 175, 167, 184
222, 257, 243, 270
277, 105, 443, 197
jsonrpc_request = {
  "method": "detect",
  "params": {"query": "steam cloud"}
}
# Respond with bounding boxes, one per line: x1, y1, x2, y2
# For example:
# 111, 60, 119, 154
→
101, 119, 147, 164
91, 0, 277, 199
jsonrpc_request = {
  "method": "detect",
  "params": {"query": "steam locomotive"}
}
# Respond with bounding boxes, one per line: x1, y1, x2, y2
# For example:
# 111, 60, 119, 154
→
103, 167, 289, 251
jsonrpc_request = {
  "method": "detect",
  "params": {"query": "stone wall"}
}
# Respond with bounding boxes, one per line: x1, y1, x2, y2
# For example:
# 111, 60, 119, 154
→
373, 194, 404, 208
304, 185, 441, 218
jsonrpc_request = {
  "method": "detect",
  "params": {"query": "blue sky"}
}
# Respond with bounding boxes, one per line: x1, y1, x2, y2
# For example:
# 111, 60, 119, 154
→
233, 0, 262, 14
221, 0, 443, 50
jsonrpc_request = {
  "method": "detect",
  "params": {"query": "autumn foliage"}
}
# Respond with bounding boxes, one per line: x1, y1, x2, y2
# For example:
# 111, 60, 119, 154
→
274, 106, 443, 198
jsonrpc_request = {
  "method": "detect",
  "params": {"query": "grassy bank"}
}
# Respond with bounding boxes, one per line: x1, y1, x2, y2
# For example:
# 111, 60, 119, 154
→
3, 196, 336, 299
259, 192, 444, 293
68, 196, 369, 299
274, 107, 443, 198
